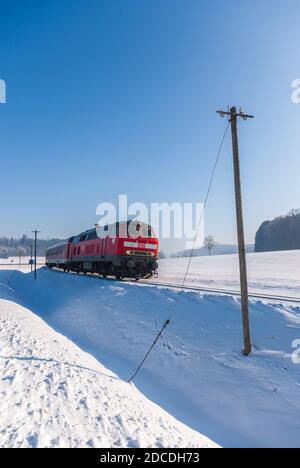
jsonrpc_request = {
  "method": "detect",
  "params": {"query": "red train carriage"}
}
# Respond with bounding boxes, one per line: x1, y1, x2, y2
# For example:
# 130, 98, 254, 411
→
45, 221, 159, 280
45, 239, 73, 269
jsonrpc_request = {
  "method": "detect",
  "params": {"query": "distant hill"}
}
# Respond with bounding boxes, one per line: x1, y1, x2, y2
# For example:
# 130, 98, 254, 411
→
0, 235, 63, 258
255, 210, 300, 253
174, 243, 254, 258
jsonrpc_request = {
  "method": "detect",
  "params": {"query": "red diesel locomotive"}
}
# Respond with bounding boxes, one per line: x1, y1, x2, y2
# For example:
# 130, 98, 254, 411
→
45, 221, 159, 280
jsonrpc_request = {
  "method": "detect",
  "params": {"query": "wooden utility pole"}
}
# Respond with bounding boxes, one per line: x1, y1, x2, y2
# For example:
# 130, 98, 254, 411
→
31, 230, 40, 280
217, 107, 253, 356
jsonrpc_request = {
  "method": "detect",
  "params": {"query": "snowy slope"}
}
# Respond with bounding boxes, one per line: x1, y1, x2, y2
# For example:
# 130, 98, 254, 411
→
158, 250, 300, 298
1, 263, 300, 448
0, 298, 217, 448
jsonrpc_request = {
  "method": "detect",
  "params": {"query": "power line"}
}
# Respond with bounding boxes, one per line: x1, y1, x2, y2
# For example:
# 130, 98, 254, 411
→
127, 121, 230, 383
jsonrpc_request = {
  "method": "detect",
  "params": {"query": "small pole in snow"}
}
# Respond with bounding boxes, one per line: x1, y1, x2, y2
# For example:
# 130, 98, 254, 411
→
31, 230, 40, 279
217, 107, 253, 356
30, 244, 33, 272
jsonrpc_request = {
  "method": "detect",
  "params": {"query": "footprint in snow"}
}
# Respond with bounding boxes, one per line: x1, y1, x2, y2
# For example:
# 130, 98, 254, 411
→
126, 437, 140, 448
50, 436, 60, 447
79, 398, 88, 410
2, 374, 15, 384
26, 433, 39, 448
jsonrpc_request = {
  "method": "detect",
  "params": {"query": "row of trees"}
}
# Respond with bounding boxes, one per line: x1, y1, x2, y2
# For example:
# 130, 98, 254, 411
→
255, 211, 300, 252
0, 235, 62, 258
1, 234, 217, 260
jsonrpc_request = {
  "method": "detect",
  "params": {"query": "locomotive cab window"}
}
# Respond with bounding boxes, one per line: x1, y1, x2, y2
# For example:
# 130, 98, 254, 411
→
87, 230, 97, 240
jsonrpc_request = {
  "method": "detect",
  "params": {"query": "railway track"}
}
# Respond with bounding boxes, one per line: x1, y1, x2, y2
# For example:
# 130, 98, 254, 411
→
2, 263, 300, 305
50, 267, 300, 305
0, 263, 45, 267
136, 279, 300, 304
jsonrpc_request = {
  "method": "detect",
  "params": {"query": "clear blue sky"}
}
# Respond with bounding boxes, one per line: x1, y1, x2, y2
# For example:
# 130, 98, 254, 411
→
0, 0, 299, 247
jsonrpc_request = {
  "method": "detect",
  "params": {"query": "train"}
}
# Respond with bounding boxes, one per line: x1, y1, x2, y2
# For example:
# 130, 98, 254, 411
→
45, 221, 159, 280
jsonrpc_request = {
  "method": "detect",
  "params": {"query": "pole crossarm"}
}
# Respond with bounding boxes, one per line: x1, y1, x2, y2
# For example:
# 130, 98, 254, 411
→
217, 109, 254, 121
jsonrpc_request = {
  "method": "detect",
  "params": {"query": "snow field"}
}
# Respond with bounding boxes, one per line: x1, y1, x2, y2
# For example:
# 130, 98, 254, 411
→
0, 298, 217, 448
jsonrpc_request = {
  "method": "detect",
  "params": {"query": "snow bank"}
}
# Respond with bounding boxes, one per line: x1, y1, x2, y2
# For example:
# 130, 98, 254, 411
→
1, 265, 300, 447
0, 298, 217, 448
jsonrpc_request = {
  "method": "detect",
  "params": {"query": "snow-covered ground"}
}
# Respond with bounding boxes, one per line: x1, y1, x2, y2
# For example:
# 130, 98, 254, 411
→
0, 298, 216, 448
0, 250, 300, 448
0, 257, 45, 274
158, 250, 300, 298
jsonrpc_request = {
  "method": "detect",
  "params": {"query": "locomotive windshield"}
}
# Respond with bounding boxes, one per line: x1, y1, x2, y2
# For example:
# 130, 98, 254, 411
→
127, 221, 155, 238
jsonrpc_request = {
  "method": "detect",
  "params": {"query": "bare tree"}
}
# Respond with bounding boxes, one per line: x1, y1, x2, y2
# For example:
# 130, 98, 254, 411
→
17, 247, 26, 267
0, 247, 8, 259
204, 235, 216, 256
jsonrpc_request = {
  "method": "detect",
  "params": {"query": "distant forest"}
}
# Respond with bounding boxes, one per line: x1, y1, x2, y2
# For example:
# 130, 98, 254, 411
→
0, 235, 62, 258
255, 210, 300, 252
